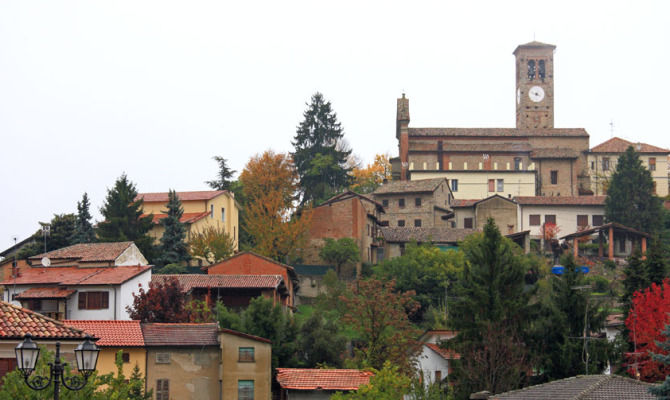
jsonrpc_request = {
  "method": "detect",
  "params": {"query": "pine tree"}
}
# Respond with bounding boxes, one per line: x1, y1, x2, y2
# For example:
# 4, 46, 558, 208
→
96, 174, 155, 261
649, 325, 670, 398
206, 156, 236, 191
71, 192, 95, 244
156, 190, 190, 266
292, 92, 352, 205
605, 146, 663, 233
646, 237, 669, 285
623, 250, 650, 313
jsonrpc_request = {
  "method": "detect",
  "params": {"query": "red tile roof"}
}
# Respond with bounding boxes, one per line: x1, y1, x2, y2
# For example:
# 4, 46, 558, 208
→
0, 265, 152, 286
425, 343, 461, 360
276, 369, 374, 391
141, 323, 219, 346
151, 274, 284, 292
29, 242, 134, 262
220, 328, 271, 344
0, 301, 90, 340
65, 320, 144, 347
590, 137, 669, 154
137, 190, 228, 203
15, 287, 75, 299
451, 199, 479, 208
515, 196, 606, 206
146, 211, 210, 225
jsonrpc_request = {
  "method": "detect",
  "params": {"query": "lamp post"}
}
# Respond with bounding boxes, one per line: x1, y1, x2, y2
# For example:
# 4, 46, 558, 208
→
15, 334, 100, 400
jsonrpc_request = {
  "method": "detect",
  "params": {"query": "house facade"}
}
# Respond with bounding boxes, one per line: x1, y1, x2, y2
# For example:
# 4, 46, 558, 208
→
416, 330, 458, 388
451, 195, 519, 233
276, 368, 373, 400
220, 328, 272, 400
515, 196, 606, 241
588, 137, 669, 196
137, 190, 240, 251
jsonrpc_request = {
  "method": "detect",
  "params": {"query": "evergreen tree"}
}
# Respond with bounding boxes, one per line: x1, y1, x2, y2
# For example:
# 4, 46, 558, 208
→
649, 324, 670, 399
71, 192, 95, 244
206, 156, 236, 191
156, 190, 190, 266
292, 92, 352, 205
297, 313, 346, 368
17, 214, 77, 258
623, 250, 649, 315
96, 174, 155, 261
646, 237, 668, 285
605, 146, 663, 233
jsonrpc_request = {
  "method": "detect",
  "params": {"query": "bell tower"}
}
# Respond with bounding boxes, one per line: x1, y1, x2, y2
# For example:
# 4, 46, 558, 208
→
514, 41, 556, 129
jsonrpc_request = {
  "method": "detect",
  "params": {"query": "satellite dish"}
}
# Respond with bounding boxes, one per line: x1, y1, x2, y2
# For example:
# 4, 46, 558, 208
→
41, 257, 51, 267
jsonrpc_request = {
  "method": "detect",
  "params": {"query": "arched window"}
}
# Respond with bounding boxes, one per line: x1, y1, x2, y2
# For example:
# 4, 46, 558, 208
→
539, 60, 546, 81
527, 60, 536, 80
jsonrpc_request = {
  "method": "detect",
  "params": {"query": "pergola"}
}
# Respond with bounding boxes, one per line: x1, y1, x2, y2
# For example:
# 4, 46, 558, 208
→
560, 222, 650, 261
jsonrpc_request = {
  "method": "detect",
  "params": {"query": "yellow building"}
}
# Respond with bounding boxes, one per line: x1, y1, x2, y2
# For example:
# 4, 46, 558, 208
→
137, 190, 240, 251
410, 170, 536, 200
588, 137, 669, 197
64, 320, 146, 379
220, 328, 272, 400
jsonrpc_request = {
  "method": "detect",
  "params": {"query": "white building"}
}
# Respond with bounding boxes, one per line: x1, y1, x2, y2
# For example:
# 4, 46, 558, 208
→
416, 330, 458, 387
515, 196, 606, 241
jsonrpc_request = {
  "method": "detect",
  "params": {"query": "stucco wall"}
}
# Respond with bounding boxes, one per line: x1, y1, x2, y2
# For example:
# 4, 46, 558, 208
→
220, 332, 272, 400
117, 268, 152, 320
96, 347, 146, 378
475, 197, 518, 233
588, 153, 669, 197
146, 347, 220, 400
410, 171, 535, 200
115, 244, 148, 266
416, 345, 449, 388
518, 204, 605, 239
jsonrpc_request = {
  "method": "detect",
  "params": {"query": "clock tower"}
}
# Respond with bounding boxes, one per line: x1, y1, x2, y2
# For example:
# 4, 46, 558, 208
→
514, 41, 556, 129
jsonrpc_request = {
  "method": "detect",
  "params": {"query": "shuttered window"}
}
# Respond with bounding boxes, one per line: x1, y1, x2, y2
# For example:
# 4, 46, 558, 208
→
238, 380, 254, 400
239, 347, 255, 362
577, 215, 589, 228
156, 379, 169, 400
529, 215, 541, 226
78, 292, 109, 310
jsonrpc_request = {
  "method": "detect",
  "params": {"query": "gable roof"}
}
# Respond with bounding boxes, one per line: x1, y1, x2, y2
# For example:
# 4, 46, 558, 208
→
590, 137, 669, 154
29, 242, 134, 263
220, 328, 271, 344
373, 178, 447, 195
202, 251, 296, 274
136, 190, 228, 203
381, 227, 477, 244
451, 199, 479, 208
425, 343, 460, 360
515, 196, 606, 206
276, 368, 374, 391
15, 287, 76, 300
0, 301, 90, 340
407, 128, 587, 138
151, 274, 284, 293
65, 320, 144, 347
318, 191, 385, 212
0, 265, 152, 286
489, 375, 654, 400
141, 323, 219, 346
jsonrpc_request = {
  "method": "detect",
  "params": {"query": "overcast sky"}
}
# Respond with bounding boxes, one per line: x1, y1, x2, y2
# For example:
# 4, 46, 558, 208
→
1, 0, 669, 250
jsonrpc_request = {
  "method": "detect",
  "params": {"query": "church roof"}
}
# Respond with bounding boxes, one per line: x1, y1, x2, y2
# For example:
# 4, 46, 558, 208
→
408, 128, 588, 138
590, 137, 669, 154
513, 41, 556, 54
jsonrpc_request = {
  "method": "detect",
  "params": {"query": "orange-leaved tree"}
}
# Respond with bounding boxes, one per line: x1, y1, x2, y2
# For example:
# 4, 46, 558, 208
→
349, 153, 392, 194
240, 150, 311, 261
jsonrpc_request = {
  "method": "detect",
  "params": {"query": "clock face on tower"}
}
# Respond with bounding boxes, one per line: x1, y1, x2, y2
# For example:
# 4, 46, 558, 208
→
529, 86, 545, 102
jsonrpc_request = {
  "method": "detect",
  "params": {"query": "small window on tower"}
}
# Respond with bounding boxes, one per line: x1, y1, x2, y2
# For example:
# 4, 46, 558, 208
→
527, 60, 536, 81
538, 60, 546, 81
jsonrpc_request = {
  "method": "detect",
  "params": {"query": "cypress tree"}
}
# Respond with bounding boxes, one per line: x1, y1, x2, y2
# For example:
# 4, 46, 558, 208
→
292, 92, 352, 205
157, 190, 190, 266
71, 192, 95, 243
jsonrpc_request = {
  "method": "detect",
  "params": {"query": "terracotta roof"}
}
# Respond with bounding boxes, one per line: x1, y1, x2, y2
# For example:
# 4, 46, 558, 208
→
137, 190, 228, 202
515, 196, 606, 206
276, 368, 374, 391
561, 222, 650, 240
146, 211, 210, 225
530, 148, 579, 159
317, 191, 385, 211
490, 375, 654, 400
606, 314, 623, 328
425, 343, 461, 360
65, 320, 144, 347
451, 199, 479, 208
408, 128, 588, 138
373, 178, 447, 195
220, 328, 271, 344
141, 323, 219, 346
513, 41, 556, 54
0, 301, 90, 340
151, 274, 284, 293
590, 137, 669, 154
0, 265, 152, 286
15, 287, 76, 299
29, 242, 134, 262
381, 227, 477, 243
202, 251, 296, 274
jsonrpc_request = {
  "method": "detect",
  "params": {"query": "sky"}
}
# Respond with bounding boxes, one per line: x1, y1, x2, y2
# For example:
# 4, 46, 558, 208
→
1, 0, 669, 251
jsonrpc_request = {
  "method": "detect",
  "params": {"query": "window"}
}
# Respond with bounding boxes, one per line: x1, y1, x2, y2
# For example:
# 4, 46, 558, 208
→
451, 179, 458, 192
155, 353, 171, 364
435, 370, 442, 383
398, 198, 405, 208
488, 179, 495, 192
221, 207, 225, 222
577, 215, 588, 228
550, 170, 558, 185
239, 347, 255, 362
619, 238, 626, 253
592, 215, 604, 226
602, 157, 610, 171
538, 60, 546, 81
0, 358, 17, 381
464, 218, 473, 229
210, 204, 214, 218
415, 197, 422, 207
397, 220, 405, 227
529, 215, 541, 226
591, 161, 595, 170
367, 224, 370, 237
545, 215, 556, 225
527, 60, 536, 80
78, 292, 109, 310
399, 243, 406, 256
122, 352, 130, 363
156, 379, 169, 400
514, 157, 522, 171
650, 157, 657, 171
25, 299, 42, 311
382, 199, 389, 207
414, 219, 422, 227
497, 179, 504, 192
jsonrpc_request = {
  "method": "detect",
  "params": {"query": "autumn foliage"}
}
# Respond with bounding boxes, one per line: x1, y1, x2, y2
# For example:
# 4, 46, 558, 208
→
240, 150, 312, 261
625, 279, 670, 381
349, 153, 392, 194
127, 277, 188, 322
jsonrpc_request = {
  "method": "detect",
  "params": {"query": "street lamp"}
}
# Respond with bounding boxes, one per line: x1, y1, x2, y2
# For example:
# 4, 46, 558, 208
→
15, 334, 100, 400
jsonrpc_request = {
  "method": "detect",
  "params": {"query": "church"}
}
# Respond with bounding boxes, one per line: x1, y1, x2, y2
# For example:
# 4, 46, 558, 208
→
392, 41, 591, 200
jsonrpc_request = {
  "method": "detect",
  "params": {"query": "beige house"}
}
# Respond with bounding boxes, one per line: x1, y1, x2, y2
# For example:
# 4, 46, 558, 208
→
515, 196, 606, 241
451, 195, 519, 234
410, 169, 536, 200
588, 137, 669, 196
220, 328, 272, 400
137, 190, 240, 251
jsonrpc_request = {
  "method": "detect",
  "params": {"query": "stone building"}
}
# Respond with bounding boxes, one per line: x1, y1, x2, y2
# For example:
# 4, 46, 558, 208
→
393, 42, 591, 199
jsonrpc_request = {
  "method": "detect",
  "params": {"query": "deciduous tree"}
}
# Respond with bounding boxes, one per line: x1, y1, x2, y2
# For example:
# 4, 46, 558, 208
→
126, 277, 188, 322
206, 156, 235, 191
189, 225, 236, 263
331, 362, 411, 400
349, 154, 392, 194
156, 190, 190, 266
72, 192, 95, 244
319, 238, 360, 277
297, 313, 346, 368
